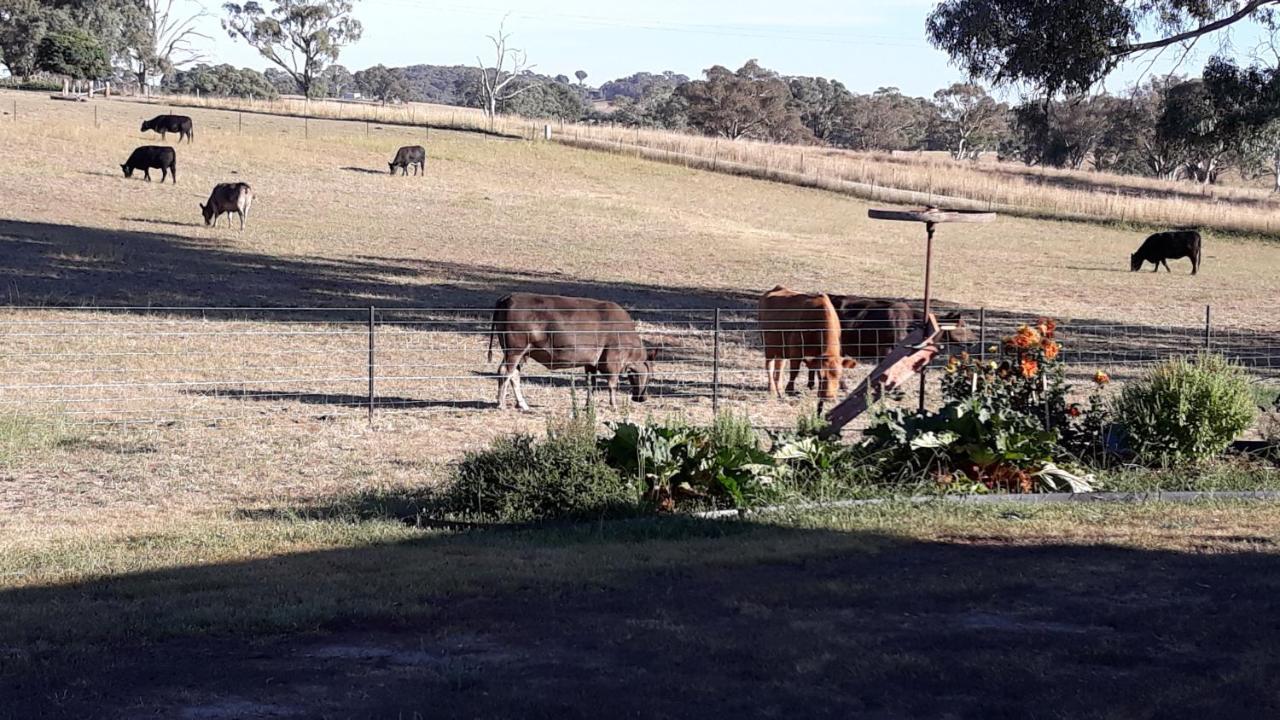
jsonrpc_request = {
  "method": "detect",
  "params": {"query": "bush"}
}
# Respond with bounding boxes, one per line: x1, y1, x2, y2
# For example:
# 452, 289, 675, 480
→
443, 414, 639, 523
1115, 354, 1257, 465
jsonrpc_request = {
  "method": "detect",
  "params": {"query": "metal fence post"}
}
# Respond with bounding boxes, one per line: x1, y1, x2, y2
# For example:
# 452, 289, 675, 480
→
368, 306, 376, 423
1204, 305, 1212, 350
978, 307, 987, 362
712, 309, 721, 416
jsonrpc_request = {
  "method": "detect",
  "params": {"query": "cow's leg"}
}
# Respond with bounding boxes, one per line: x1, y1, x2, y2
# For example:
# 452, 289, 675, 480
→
496, 352, 523, 409
785, 358, 802, 395
238, 210, 245, 231
511, 365, 531, 411
606, 374, 619, 408
1162, 259, 1171, 272
807, 367, 816, 390
766, 359, 779, 399
144, 169, 151, 182
160, 168, 167, 183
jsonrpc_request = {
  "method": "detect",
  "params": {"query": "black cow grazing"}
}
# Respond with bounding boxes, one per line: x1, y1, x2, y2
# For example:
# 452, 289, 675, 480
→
1131, 230, 1201, 275
120, 146, 176, 183
389, 145, 426, 176
809, 296, 976, 392
487, 293, 656, 410
200, 182, 253, 230
141, 114, 193, 143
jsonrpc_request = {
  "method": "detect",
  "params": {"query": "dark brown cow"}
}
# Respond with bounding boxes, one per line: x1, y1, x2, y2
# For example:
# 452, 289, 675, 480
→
487, 293, 656, 410
758, 286, 854, 401
389, 145, 426, 176
809, 296, 975, 391
1131, 230, 1201, 275
200, 182, 253, 230
141, 114, 193, 143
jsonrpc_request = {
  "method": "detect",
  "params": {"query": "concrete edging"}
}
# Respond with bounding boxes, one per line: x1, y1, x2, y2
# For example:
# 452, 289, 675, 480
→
692, 490, 1280, 520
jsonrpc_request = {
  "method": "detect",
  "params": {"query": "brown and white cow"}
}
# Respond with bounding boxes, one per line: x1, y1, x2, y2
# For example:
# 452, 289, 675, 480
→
808, 296, 975, 392
757, 286, 855, 401
487, 293, 656, 410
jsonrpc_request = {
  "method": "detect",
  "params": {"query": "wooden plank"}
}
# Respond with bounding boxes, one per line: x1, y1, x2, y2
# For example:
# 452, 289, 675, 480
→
822, 315, 942, 438
868, 208, 997, 224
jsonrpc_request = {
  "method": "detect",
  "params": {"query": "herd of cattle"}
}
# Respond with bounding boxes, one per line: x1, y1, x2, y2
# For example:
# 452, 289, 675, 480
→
486, 229, 1202, 410
486, 288, 975, 410
121, 113, 427, 229
117, 111, 1207, 411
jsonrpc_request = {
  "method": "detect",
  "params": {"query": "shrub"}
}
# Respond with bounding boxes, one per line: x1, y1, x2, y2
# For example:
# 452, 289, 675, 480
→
864, 318, 1098, 492
1114, 354, 1257, 465
443, 414, 639, 523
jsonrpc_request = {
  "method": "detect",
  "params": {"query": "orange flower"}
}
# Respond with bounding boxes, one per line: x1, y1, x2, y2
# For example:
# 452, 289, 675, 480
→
1005, 325, 1042, 351
1037, 317, 1057, 339
1020, 358, 1039, 378
1042, 340, 1060, 361
1093, 371, 1111, 386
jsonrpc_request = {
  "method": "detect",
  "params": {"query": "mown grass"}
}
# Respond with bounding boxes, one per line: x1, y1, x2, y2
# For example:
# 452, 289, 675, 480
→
3, 498, 1279, 649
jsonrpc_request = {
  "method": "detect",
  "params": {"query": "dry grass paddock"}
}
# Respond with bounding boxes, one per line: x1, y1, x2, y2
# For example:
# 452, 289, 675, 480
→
1, 90, 1279, 532
4, 91, 1280, 718
155, 92, 1280, 235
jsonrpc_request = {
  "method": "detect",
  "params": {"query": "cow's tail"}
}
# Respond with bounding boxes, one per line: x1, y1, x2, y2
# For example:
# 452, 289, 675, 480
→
487, 305, 499, 364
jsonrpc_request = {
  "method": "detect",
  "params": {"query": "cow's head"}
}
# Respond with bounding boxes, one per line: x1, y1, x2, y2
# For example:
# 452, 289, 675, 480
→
140, 120, 150, 132
199, 202, 214, 226
1130, 252, 1143, 272
388, 162, 397, 174
807, 355, 856, 400
120, 164, 133, 178
626, 345, 658, 403
941, 312, 976, 345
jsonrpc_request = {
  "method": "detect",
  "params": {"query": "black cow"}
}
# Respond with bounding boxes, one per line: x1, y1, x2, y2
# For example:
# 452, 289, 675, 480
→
141, 114, 193, 143
389, 145, 426, 176
1131, 230, 1201, 275
487, 293, 655, 410
200, 182, 253, 230
120, 146, 176, 183
809, 296, 976, 392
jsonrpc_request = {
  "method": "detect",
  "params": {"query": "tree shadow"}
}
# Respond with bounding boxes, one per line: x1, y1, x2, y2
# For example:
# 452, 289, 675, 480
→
2, 514, 1280, 718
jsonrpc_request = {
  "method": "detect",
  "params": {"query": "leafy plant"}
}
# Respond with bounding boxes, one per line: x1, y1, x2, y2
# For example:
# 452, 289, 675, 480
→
444, 414, 639, 523
1114, 354, 1257, 465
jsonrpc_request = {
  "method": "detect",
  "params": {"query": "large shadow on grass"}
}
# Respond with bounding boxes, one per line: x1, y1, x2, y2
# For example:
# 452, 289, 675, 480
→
3, 510, 1280, 719
3, 218, 1278, 375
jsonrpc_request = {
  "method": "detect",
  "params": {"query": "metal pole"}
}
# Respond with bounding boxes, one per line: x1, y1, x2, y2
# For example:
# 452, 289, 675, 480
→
1204, 305, 1212, 350
978, 307, 987, 362
368, 306, 376, 423
918, 221, 936, 412
712, 309, 721, 416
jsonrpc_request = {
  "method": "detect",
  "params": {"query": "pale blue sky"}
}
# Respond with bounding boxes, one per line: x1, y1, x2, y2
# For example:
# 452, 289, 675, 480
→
186, 0, 1279, 97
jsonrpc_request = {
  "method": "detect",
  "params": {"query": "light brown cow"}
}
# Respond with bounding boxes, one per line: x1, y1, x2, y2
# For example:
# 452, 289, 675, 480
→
757, 286, 855, 401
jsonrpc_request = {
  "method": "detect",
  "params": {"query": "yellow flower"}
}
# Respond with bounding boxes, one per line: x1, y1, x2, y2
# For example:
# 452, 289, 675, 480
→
1094, 370, 1111, 386
1020, 358, 1039, 378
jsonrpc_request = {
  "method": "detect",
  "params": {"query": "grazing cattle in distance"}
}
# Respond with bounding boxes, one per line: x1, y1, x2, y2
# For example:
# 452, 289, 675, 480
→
1131, 230, 1201, 275
200, 182, 253, 230
120, 146, 176, 184
758, 286, 855, 401
141, 114, 193, 143
487, 293, 656, 410
810, 296, 976, 392
389, 145, 426, 176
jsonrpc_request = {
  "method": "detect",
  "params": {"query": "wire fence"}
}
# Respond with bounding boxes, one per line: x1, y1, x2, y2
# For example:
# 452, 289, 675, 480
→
2, 305, 1278, 431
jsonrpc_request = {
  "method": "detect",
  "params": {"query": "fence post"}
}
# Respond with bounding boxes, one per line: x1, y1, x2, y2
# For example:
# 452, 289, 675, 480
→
978, 307, 987, 362
1204, 305, 1212, 350
304, 115, 309, 140
238, 112, 243, 134
368, 306, 376, 423
712, 309, 722, 416
94, 105, 98, 128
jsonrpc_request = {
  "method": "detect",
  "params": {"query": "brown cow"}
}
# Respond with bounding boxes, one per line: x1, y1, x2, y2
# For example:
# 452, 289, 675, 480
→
758, 286, 855, 401
487, 293, 656, 410
200, 182, 253, 230
809, 296, 975, 391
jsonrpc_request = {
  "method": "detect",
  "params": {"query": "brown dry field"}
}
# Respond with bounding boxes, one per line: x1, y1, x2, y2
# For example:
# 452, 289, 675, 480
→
1, 90, 1279, 532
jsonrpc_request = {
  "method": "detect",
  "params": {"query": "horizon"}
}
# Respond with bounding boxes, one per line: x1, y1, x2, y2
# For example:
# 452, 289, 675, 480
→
178, 0, 1280, 98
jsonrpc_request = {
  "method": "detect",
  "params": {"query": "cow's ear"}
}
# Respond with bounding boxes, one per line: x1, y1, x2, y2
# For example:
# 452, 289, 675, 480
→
842, 357, 857, 369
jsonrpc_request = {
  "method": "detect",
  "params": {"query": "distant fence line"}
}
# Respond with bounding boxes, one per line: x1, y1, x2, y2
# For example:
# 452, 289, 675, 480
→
1, 305, 1276, 429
